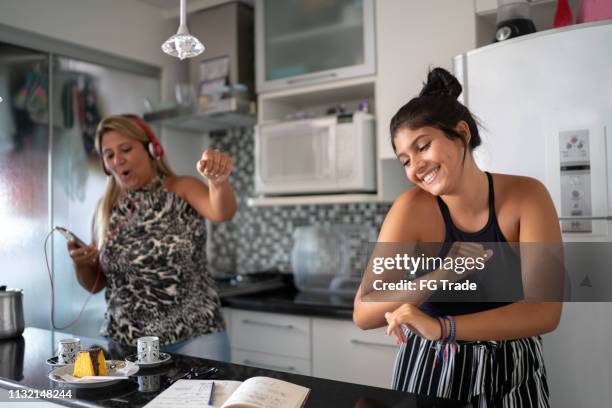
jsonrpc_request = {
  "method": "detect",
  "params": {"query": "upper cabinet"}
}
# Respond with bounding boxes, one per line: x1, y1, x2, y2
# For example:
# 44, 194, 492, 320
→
251, 0, 478, 205
255, 0, 375, 93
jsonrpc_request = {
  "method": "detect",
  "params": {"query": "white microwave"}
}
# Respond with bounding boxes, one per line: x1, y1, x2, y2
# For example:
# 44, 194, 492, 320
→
255, 112, 376, 195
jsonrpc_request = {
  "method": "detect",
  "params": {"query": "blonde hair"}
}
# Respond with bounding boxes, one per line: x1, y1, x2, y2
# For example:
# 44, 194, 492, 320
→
93, 114, 175, 247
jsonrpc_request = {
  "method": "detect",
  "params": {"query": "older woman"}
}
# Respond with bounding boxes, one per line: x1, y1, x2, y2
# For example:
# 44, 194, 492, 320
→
68, 114, 236, 360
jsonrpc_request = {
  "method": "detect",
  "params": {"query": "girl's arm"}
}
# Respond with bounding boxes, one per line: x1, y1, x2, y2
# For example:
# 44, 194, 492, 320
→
354, 189, 422, 330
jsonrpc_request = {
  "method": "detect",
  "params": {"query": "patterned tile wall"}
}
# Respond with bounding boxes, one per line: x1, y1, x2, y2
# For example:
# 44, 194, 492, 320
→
207, 127, 393, 277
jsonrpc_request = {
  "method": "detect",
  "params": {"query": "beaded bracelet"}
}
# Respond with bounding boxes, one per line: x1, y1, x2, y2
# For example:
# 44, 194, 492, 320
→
445, 315, 456, 343
433, 316, 446, 368
436, 317, 446, 341
433, 316, 457, 369
445, 315, 458, 357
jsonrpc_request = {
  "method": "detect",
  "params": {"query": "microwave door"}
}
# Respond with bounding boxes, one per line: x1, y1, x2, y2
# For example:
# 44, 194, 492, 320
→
256, 118, 337, 194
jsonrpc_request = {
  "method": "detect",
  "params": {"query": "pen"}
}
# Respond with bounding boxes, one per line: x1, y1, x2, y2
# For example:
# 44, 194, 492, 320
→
208, 381, 215, 406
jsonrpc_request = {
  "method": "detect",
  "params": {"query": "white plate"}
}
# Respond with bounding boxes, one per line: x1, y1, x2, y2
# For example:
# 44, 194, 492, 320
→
48, 360, 139, 388
125, 352, 172, 368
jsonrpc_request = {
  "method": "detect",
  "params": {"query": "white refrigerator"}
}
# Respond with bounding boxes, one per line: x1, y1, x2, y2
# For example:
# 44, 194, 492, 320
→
453, 21, 612, 407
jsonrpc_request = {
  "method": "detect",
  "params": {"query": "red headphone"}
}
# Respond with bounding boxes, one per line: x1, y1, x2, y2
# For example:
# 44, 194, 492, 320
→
128, 115, 165, 160
100, 115, 164, 176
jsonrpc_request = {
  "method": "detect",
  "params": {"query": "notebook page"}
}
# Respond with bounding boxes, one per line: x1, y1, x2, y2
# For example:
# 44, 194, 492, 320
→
212, 381, 243, 407
221, 377, 309, 408
144, 380, 214, 408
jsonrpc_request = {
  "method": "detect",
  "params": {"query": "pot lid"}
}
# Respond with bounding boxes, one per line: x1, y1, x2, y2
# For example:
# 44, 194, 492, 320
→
0, 286, 23, 297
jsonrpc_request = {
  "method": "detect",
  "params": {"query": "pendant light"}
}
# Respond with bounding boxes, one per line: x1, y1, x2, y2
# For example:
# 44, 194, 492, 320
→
162, 0, 204, 60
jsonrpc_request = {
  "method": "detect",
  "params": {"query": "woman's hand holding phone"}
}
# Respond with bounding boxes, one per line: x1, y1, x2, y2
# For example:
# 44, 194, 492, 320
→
67, 240, 99, 267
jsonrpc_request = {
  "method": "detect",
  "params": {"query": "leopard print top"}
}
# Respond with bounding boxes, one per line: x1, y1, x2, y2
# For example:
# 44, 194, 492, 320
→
100, 175, 225, 346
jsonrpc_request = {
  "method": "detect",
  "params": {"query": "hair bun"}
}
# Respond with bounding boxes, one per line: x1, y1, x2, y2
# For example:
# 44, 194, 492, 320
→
419, 67, 462, 99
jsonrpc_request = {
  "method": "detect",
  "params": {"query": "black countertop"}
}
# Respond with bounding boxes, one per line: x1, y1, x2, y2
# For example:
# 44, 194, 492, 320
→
0, 328, 465, 407
221, 286, 355, 319
220, 274, 355, 319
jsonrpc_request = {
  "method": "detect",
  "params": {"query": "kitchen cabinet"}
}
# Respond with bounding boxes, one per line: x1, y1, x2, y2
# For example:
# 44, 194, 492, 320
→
252, 1, 479, 205
230, 309, 312, 375
188, 2, 254, 95
255, 0, 375, 93
232, 349, 312, 376
312, 317, 397, 389
226, 308, 400, 389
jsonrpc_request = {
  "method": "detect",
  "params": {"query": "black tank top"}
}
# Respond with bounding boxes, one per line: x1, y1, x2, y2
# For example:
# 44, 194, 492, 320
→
421, 172, 523, 316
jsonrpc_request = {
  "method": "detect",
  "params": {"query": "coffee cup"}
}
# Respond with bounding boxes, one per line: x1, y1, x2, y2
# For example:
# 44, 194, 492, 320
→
137, 336, 160, 363
57, 338, 80, 364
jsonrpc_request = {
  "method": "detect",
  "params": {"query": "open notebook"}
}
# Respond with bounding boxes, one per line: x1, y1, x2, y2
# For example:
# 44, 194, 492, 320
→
145, 377, 310, 408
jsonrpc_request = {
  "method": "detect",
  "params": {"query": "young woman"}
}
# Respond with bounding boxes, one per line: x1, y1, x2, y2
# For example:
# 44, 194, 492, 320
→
353, 68, 562, 406
67, 114, 236, 360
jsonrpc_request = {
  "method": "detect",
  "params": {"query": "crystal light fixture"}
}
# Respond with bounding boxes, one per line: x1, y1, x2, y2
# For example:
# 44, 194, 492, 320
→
162, 0, 205, 60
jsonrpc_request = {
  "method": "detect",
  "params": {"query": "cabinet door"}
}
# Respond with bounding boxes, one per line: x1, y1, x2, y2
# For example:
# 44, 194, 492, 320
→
256, 0, 375, 92
232, 349, 311, 376
312, 318, 398, 389
231, 310, 311, 359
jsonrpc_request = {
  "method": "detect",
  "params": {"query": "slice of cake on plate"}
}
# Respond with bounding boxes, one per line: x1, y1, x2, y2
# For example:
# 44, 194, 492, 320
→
72, 347, 107, 377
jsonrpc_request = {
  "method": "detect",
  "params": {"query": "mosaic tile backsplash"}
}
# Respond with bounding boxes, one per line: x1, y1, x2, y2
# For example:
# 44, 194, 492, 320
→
207, 127, 393, 277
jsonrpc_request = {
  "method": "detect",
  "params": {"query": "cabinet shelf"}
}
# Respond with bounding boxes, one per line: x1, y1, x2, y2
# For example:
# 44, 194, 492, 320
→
143, 98, 256, 133
258, 76, 375, 123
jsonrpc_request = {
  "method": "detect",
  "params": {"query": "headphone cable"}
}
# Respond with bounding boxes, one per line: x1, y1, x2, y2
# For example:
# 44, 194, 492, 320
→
44, 227, 103, 330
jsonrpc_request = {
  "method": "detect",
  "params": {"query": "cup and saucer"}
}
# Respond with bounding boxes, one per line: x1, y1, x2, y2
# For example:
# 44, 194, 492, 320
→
125, 353, 172, 368
125, 336, 172, 368
46, 338, 81, 366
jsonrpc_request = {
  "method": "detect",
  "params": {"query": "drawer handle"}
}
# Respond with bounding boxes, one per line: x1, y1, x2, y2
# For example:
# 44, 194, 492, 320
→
242, 319, 295, 330
243, 359, 296, 372
350, 339, 397, 349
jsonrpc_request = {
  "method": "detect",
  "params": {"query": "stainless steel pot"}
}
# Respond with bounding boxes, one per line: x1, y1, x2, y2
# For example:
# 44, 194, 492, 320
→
0, 287, 25, 339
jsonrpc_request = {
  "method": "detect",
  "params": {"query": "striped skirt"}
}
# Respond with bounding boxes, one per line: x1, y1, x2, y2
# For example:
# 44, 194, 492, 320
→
392, 330, 550, 407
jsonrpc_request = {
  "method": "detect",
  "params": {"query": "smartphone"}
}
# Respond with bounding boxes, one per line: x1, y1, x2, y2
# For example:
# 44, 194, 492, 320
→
57, 227, 87, 248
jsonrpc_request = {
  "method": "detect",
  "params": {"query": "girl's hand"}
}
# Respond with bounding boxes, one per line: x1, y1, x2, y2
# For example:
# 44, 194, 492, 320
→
67, 241, 99, 267
385, 304, 442, 343
445, 242, 494, 278
197, 149, 233, 187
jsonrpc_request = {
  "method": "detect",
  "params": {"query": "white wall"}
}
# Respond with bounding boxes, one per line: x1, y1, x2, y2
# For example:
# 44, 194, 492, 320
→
0, 0, 186, 100
375, 0, 477, 159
